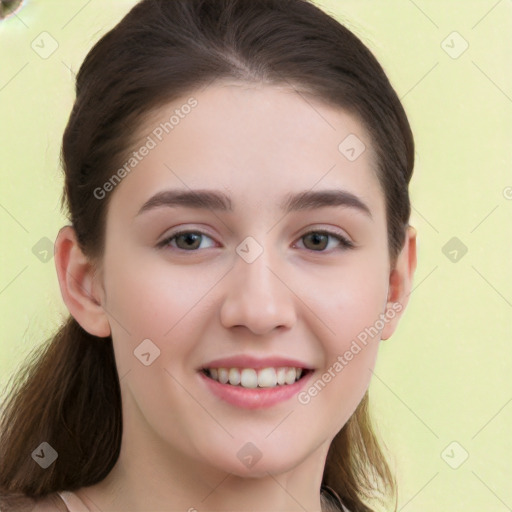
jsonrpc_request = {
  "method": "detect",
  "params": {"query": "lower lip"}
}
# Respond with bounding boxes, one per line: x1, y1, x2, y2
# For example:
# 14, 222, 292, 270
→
198, 371, 314, 410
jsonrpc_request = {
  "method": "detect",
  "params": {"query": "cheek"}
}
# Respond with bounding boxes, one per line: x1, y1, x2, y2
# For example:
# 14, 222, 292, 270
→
104, 250, 207, 329
296, 256, 388, 416
305, 258, 389, 352
103, 255, 219, 369
300, 279, 384, 430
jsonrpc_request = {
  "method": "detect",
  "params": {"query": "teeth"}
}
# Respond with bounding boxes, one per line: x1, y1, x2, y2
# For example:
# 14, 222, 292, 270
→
276, 367, 286, 385
240, 368, 258, 388
258, 367, 277, 387
228, 368, 241, 386
206, 367, 305, 388
218, 368, 229, 384
285, 367, 296, 385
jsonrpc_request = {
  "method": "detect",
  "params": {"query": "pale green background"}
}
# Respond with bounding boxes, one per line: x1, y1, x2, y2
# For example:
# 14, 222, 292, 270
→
1, 1, 511, 510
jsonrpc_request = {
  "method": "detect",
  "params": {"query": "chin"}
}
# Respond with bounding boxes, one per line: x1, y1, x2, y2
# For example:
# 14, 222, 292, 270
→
204, 446, 309, 479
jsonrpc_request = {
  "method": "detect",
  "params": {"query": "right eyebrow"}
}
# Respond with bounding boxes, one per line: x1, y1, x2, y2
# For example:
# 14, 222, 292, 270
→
136, 188, 372, 219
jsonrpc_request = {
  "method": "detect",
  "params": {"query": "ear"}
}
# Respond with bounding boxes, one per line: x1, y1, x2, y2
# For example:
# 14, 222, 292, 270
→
54, 225, 111, 338
381, 225, 417, 341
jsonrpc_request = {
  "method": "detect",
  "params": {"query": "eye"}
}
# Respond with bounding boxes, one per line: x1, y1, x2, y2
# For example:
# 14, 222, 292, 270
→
295, 229, 355, 252
157, 230, 217, 251
157, 228, 355, 253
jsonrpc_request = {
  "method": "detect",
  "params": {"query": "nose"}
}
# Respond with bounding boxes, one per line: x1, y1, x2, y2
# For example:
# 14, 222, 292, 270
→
219, 246, 296, 336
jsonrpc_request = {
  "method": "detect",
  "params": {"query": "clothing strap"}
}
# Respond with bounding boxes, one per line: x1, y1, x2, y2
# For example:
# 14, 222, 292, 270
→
57, 491, 91, 512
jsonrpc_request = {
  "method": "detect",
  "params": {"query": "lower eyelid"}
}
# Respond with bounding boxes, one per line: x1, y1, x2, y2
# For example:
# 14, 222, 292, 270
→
159, 229, 354, 251
296, 231, 354, 250
159, 231, 216, 249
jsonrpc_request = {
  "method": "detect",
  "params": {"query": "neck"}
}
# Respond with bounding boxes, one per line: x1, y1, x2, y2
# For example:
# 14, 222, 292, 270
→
77, 457, 327, 512
75, 393, 332, 512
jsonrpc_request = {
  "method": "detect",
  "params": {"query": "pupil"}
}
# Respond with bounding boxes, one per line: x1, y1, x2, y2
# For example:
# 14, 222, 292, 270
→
181, 233, 199, 248
308, 233, 326, 250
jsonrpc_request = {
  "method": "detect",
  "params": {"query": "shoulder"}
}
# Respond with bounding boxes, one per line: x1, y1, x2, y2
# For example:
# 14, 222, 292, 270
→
0, 492, 69, 512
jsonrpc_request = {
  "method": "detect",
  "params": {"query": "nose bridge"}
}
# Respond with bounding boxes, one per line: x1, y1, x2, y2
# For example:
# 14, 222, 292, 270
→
220, 234, 296, 334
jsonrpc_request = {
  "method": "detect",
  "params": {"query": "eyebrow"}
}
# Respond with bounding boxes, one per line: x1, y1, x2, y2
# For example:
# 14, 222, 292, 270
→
136, 188, 372, 219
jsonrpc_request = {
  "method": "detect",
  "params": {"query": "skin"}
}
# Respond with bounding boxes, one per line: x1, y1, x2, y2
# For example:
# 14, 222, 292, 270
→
55, 81, 416, 512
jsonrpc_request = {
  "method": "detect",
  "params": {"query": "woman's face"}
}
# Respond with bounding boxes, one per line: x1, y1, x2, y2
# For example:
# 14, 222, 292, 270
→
92, 81, 404, 478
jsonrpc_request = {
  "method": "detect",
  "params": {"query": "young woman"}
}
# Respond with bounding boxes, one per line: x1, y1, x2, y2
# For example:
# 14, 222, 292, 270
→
0, 0, 417, 511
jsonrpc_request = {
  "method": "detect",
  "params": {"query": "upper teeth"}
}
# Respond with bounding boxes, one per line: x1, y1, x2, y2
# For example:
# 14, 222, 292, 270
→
207, 367, 303, 388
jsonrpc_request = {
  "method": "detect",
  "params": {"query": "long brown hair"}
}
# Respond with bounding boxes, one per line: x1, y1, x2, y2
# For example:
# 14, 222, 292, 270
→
0, 1, 413, 510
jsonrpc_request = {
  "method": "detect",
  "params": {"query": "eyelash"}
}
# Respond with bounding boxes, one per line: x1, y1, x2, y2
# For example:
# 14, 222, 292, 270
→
157, 228, 355, 253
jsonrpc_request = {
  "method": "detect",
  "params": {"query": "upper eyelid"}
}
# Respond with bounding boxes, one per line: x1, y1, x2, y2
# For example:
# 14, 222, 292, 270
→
160, 225, 351, 239
159, 226, 353, 247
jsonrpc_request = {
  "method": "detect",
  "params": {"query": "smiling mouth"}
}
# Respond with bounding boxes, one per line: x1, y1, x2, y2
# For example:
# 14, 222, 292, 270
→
201, 366, 312, 389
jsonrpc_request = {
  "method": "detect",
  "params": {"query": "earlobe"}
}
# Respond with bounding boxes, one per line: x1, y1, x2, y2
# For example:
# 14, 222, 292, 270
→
381, 226, 417, 340
54, 225, 111, 338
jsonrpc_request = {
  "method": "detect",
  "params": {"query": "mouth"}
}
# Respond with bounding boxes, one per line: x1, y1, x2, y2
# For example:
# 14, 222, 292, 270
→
200, 366, 312, 388
198, 365, 314, 409
197, 355, 316, 409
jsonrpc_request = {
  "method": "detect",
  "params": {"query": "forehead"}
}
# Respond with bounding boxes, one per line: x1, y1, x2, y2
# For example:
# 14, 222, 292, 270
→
107, 81, 383, 218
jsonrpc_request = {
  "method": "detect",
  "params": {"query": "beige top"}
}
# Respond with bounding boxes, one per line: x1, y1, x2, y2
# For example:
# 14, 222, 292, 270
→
0, 491, 89, 512
1, 490, 351, 511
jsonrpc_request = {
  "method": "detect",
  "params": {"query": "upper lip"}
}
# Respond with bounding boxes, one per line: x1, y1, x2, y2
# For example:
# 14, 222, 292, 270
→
200, 355, 315, 371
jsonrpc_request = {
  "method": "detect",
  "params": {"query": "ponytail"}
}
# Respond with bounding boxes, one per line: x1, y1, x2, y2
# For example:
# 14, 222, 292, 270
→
0, 316, 122, 497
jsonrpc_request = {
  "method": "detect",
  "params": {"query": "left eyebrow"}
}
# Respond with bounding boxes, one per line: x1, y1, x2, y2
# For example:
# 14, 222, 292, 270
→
136, 188, 372, 219
282, 189, 372, 219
